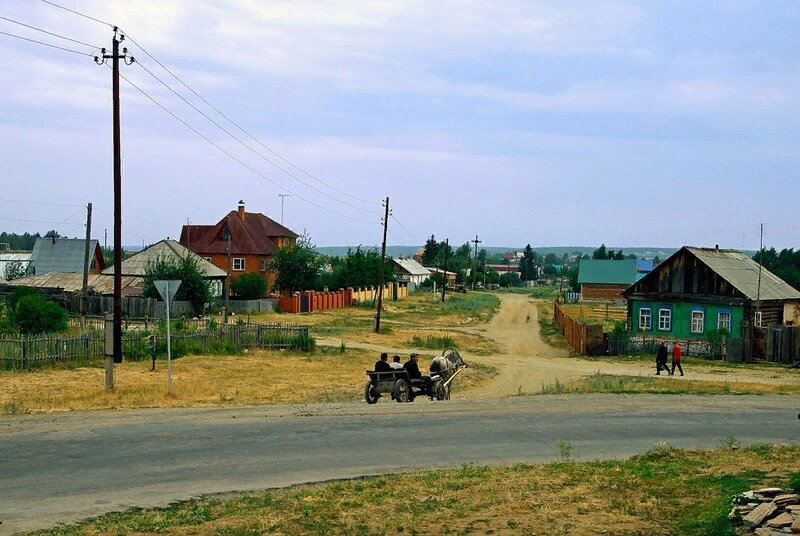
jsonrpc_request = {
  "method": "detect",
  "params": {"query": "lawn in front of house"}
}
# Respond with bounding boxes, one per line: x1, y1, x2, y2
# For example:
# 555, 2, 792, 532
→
27, 445, 800, 536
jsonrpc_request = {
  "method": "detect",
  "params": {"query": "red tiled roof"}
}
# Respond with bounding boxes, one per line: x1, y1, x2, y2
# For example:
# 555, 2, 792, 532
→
180, 211, 298, 256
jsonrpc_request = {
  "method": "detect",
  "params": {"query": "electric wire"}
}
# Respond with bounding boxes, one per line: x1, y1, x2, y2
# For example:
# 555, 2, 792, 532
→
0, 14, 101, 50
134, 60, 380, 215
39, 0, 114, 28
121, 31, 379, 207
390, 214, 423, 244
116, 68, 379, 226
0, 29, 93, 56
0, 197, 85, 208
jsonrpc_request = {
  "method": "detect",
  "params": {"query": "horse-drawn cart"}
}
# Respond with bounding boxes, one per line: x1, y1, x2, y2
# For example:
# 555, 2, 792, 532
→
364, 347, 467, 404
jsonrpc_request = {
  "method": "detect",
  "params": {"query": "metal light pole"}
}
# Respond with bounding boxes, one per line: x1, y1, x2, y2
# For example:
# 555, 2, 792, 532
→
278, 194, 291, 225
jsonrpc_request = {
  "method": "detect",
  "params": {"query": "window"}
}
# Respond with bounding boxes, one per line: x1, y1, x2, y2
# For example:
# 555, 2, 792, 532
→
232, 258, 245, 271
260, 258, 268, 272
754, 311, 763, 327
639, 308, 652, 330
658, 308, 672, 331
690, 310, 705, 334
717, 311, 731, 331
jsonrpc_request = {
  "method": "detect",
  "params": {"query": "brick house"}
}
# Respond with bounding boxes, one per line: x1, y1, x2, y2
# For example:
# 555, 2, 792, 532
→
179, 201, 298, 293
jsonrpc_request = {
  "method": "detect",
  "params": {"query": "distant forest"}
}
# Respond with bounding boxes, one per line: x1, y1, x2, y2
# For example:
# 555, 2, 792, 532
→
0, 231, 60, 251
753, 248, 800, 291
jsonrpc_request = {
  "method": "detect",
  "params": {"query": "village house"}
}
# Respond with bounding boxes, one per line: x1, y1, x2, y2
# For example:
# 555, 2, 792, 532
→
577, 259, 642, 301
30, 237, 104, 276
179, 201, 298, 292
391, 257, 430, 287
623, 246, 800, 340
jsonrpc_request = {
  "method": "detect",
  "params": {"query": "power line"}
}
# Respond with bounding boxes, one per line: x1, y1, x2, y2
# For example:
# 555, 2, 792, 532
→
0, 29, 93, 56
0, 216, 84, 226
134, 60, 380, 215
390, 214, 423, 244
0, 14, 101, 50
116, 68, 379, 226
121, 31, 378, 207
0, 197, 85, 208
39, 0, 114, 28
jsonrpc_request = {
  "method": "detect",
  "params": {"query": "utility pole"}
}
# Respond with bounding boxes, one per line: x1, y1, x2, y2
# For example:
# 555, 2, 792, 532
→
278, 194, 291, 225
756, 223, 764, 326
95, 28, 134, 390
375, 197, 390, 333
222, 224, 231, 324
471, 234, 482, 290
80, 202, 92, 331
441, 238, 449, 303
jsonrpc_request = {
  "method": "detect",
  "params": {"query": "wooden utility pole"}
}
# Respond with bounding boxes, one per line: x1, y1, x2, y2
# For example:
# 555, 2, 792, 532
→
80, 202, 92, 330
95, 27, 134, 389
471, 234, 482, 290
756, 223, 764, 326
375, 197, 390, 333
441, 238, 449, 303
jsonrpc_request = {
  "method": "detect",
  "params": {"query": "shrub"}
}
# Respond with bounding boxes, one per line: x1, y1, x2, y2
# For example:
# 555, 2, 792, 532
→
12, 293, 68, 334
231, 273, 268, 300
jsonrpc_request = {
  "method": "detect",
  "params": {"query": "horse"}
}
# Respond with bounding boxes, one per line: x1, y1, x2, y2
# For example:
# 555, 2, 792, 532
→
429, 348, 466, 397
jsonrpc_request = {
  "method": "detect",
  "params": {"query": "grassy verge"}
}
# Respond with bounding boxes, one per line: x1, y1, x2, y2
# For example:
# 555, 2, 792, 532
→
536, 301, 568, 350
538, 372, 800, 395
28, 445, 800, 535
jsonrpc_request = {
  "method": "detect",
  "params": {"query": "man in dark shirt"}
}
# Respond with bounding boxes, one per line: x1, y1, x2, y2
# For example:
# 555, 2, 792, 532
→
374, 352, 392, 372
404, 352, 433, 394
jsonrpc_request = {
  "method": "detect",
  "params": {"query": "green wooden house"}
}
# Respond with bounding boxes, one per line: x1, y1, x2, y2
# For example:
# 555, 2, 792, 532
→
623, 246, 800, 340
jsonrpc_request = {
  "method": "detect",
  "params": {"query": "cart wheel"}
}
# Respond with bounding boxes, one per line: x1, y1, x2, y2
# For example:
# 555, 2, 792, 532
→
364, 381, 380, 404
394, 379, 410, 403
435, 384, 447, 401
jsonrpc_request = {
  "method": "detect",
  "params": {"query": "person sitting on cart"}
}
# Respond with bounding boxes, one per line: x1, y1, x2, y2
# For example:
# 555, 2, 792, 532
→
404, 352, 433, 395
389, 355, 404, 370
374, 352, 393, 372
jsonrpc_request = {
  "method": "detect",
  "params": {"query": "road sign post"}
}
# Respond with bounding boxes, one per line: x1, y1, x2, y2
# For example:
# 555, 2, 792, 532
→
154, 279, 181, 395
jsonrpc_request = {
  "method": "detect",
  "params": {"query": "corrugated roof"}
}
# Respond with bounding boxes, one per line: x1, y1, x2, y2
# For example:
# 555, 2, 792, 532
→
102, 239, 227, 278
687, 247, 800, 301
578, 259, 638, 285
180, 208, 298, 256
31, 238, 100, 274
392, 257, 430, 276
7, 272, 143, 296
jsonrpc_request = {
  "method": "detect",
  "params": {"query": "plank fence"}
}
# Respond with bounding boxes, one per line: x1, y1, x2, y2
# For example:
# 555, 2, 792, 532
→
0, 322, 311, 371
553, 301, 604, 355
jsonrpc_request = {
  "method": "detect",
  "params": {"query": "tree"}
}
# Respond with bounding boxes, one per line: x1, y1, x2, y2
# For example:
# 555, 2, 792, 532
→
567, 266, 580, 291
520, 244, 536, 281
270, 235, 324, 294
11, 292, 67, 334
592, 244, 608, 260
4, 260, 30, 281
143, 255, 212, 316
327, 247, 393, 289
754, 247, 800, 291
230, 273, 268, 299
544, 253, 558, 266
421, 235, 441, 266
499, 272, 521, 287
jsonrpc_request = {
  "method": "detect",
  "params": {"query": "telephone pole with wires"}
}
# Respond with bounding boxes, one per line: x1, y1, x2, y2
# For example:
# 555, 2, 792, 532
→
375, 197, 390, 333
94, 27, 134, 390
471, 234, 482, 290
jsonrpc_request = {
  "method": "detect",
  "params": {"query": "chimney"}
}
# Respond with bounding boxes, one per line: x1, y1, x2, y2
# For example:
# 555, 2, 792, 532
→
237, 200, 245, 221
715, 244, 719, 251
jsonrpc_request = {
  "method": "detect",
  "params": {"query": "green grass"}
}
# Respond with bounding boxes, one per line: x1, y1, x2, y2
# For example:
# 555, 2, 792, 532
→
535, 302, 568, 349
408, 334, 456, 349
26, 445, 800, 536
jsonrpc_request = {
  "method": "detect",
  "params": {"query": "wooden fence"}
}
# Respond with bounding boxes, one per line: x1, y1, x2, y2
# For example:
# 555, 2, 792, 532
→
67, 315, 211, 332
553, 301, 604, 355
0, 322, 310, 371
742, 325, 800, 363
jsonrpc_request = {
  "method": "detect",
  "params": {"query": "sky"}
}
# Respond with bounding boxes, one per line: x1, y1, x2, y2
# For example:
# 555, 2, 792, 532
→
0, 1, 799, 251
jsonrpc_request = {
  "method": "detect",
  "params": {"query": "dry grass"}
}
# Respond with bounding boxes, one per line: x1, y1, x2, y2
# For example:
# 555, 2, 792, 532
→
0, 348, 496, 414
30, 445, 800, 535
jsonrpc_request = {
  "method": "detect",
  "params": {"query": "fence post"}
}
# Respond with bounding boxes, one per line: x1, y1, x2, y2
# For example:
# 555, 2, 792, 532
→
22, 336, 29, 371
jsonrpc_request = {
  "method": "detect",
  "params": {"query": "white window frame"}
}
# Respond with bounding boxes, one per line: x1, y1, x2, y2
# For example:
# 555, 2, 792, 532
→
658, 308, 672, 331
232, 257, 245, 271
260, 258, 268, 272
754, 311, 763, 327
690, 310, 705, 334
717, 311, 731, 331
639, 307, 652, 330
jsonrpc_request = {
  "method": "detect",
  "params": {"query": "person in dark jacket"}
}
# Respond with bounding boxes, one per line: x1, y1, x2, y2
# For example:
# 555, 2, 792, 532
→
374, 352, 392, 372
655, 340, 669, 375
404, 353, 433, 394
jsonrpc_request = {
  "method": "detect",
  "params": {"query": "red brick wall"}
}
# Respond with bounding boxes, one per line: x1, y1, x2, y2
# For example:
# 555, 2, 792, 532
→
205, 253, 275, 293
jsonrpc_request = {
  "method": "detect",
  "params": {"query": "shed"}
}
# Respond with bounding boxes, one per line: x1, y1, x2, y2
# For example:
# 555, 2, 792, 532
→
577, 259, 638, 301
31, 238, 104, 275
391, 257, 430, 286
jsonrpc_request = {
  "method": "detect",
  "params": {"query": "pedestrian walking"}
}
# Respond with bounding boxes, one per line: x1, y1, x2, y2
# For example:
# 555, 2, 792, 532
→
671, 342, 684, 376
655, 340, 669, 375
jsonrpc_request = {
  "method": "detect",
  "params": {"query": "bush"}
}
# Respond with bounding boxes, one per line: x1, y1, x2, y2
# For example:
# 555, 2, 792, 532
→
231, 273, 268, 300
12, 293, 68, 334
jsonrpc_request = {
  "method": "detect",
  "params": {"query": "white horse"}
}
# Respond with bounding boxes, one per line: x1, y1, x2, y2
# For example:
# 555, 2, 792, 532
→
429, 348, 466, 398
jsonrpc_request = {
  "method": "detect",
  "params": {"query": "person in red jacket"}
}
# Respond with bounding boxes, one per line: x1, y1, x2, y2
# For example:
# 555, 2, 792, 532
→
671, 342, 684, 376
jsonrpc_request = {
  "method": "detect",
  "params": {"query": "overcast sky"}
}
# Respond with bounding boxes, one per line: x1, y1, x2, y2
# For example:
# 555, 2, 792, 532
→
1, 1, 798, 251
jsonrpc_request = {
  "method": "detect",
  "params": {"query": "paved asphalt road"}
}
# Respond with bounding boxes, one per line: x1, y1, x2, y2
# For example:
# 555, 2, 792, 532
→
1, 394, 798, 534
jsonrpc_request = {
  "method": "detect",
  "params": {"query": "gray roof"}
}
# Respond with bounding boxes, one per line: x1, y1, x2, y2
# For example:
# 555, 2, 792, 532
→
31, 238, 98, 275
7, 272, 143, 296
687, 247, 800, 301
392, 257, 430, 276
102, 239, 227, 279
